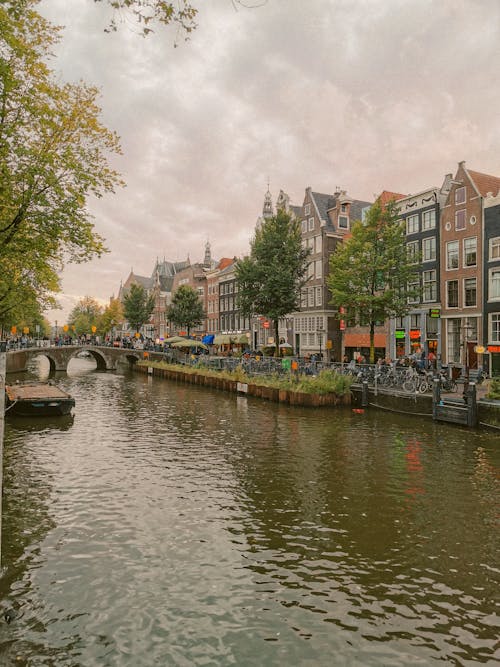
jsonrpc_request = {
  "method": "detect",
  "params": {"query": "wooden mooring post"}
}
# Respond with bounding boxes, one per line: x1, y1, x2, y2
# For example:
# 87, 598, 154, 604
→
432, 377, 478, 428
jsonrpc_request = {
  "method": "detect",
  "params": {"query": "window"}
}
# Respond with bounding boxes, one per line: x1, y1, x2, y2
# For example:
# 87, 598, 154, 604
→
447, 318, 461, 363
304, 203, 311, 216
490, 236, 500, 260
491, 314, 500, 343
307, 262, 314, 278
338, 215, 349, 229
455, 186, 466, 205
308, 217, 315, 231
422, 209, 436, 230
489, 268, 500, 300
423, 270, 437, 301
446, 241, 459, 269
422, 237, 436, 262
315, 259, 322, 278
464, 237, 477, 267
408, 274, 420, 303
341, 203, 347, 212
406, 214, 419, 234
315, 235, 322, 253
301, 220, 307, 233
447, 280, 459, 308
407, 240, 419, 263
426, 315, 438, 336
395, 316, 405, 328
410, 314, 421, 329
315, 286, 322, 306
308, 288, 314, 307
464, 277, 476, 307
455, 209, 466, 230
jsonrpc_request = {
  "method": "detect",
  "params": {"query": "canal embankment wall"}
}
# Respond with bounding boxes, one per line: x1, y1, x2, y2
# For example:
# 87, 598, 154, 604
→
135, 362, 500, 429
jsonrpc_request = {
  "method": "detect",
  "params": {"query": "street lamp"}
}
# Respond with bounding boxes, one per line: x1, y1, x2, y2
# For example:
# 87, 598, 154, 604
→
318, 328, 325, 361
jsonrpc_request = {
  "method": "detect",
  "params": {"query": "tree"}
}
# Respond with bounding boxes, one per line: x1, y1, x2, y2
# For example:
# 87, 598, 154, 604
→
0, 1, 122, 321
235, 209, 311, 357
166, 284, 204, 337
123, 283, 155, 333
100, 297, 124, 338
68, 296, 104, 337
327, 200, 421, 364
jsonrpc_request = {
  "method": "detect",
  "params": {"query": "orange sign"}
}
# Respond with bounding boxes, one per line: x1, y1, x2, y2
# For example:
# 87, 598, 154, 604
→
23, 327, 29, 334
11, 326, 17, 334
409, 329, 421, 340
488, 345, 500, 353
63, 325, 69, 332
263, 321, 270, 329
92, 326, 97, 333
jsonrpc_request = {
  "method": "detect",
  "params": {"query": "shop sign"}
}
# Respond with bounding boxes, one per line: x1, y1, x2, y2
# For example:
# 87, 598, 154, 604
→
263, 321, 270, 329
395, 329, 405, 339
474, 345, 486, 353
409, 329, 421, 340
487, 345, 500, 353
339, 319, 345, 330
429, 308, 441, 318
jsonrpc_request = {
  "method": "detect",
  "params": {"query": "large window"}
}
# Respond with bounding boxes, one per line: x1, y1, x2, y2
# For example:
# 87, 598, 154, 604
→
315, 286, 322, 306
464, 237, 477, 267
421, 209, 436, 230
315, 235, 322, 253
301, 220, 307, 233
455, 187, 466, 205
446, 241, 459, 269
406, 215, 419, 235
464, 277, 476, 307
490, 236, 500, 260
338, 215, 349, 229
423, 270, 437, 301
304, 203, 311, 215
489, 268, 500, 300
447, 280, 459, 308
308, 217, 315, 231
455, 209, 466, 231
447, 318, 461, 363
491, 314, 500, 343
422, 237, 436, 262
408, 274, 420, 303
407, 240, 419, 263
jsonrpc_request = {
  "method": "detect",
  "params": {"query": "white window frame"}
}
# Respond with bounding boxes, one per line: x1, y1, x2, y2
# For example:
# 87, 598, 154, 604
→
315, 259, 322, 278
308, 217, 315, 231
455, 186, 466, 205
301, 220, 307, 233
422, 270, 437, 302
406, 214, 419, 235
446, 240, 459, 270
315, 235, 322, 253
455, 209, 466, 231
422, 236, 436, 262
489, 236, 500, 260
446, 279, 459, 308
304, 203, 311, 216
338, 215, 349, 229
407, 240, 419, 264
315, 286, 322, 306
464, 277, 477, 308
490, 313, 500, 343
489, 267, 500, 301
421, 209, 436, 230
463, 236, 477, 268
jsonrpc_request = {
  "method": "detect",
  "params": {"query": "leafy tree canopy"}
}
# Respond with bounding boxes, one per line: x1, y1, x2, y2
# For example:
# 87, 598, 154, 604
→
123, 283, 155, 332
327, 199, 421, 363
0, 0, 122, 323
235, 209, 311, 356
166, 284, 204, 337
67, 296, 104, 336
100, 297, 124, 337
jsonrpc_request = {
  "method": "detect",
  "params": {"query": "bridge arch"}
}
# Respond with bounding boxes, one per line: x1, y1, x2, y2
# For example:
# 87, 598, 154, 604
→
6, 345, 144, 374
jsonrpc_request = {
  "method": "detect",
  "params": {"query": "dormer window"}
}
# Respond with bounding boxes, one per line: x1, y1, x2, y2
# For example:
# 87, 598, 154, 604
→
338, 215, 349, 229
341, 203, 348, 213
304, 203, 311, 215
455, 187, 466, 205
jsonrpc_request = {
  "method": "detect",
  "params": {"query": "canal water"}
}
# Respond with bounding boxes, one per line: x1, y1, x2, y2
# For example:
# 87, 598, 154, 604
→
0, 359, 498, 666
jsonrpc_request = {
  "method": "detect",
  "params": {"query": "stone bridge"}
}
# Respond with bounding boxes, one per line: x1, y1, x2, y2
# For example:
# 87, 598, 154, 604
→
5, 345, 165, 374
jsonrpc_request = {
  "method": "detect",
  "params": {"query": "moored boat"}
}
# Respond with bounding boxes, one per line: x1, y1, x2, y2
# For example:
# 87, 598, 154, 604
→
5, 381, 75, 417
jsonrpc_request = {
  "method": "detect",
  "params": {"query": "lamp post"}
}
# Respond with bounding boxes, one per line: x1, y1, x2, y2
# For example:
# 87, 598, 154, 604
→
462, 322, 474, 394
318, 328, 325, 361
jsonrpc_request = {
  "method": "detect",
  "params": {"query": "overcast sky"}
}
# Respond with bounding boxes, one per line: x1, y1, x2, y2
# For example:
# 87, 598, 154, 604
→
39, 0, 500, 324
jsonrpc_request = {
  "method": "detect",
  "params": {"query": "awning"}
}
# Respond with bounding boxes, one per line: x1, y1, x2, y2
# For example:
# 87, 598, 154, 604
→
202, 334, 215, 344
213, 334, 233, 345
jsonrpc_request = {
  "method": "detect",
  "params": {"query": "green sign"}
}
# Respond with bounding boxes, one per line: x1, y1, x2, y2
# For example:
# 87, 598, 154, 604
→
429, 308, 441, 318
281, 358, 291, 371
395, 329, 406, 339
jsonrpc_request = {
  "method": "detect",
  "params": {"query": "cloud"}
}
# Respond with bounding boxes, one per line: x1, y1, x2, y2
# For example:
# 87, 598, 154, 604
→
37, 0, 500, 323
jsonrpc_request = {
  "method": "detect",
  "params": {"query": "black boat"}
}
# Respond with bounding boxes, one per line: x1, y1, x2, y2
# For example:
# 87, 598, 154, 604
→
5, 381, 75, 417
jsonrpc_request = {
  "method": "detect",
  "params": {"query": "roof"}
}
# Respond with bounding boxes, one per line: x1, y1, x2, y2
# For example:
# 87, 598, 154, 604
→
376, 190, 407, 207
311, 191, 337, 222
467, 169, 500, 197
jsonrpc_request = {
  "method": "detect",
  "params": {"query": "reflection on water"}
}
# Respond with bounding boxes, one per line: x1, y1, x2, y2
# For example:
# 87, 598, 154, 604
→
1, 359, 499, 666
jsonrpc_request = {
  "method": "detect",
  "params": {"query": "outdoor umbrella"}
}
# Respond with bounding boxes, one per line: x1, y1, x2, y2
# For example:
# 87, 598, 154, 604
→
279, 343, 293, 349
171, 340, 208, 350
163, 336, 187, 344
